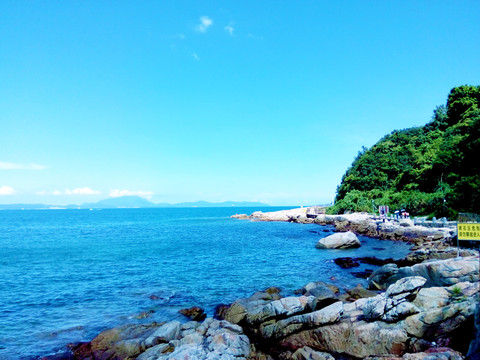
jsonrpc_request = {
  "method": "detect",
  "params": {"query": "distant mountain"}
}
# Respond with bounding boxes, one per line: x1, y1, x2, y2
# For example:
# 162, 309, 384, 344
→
83, 196, 157, 209
0, 197, 270, 210
0, 203, 52, 210
170, 200, 270, 208
84, 197, 269, 209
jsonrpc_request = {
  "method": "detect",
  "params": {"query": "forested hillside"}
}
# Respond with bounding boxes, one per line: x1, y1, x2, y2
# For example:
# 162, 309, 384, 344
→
329, 85, 480, 218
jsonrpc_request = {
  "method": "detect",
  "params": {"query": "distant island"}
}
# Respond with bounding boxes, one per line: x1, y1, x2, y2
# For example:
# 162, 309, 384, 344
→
0, 196, 270, 210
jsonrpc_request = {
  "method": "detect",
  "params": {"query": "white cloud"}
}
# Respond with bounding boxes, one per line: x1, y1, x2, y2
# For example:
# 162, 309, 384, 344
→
0, 161, 46, 170
36, 190, 47, 196
0, 186, 15, 195
192, 52, 200, 61
195, 16, 213, 33
109, 189, 154, 199
65, 187, 101, 195
52, 188, 101, 196
224, 26, 234, 36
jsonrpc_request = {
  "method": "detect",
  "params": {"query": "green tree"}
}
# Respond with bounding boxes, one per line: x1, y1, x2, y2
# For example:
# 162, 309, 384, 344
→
330, 85, 480, 217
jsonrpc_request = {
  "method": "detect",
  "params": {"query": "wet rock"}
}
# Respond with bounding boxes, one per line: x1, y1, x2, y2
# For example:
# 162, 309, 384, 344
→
179, 306, 206, 321
346, 284, 378, 300
316, 231, 361, 249
250, 286, 282, 301
358, 256, 406, 266
213, 304, 231, 320
296, 281, 339, 295
334, 257, 360, 268
39, 352, 75, 360
69, 342, 92, 360
352, 269, 374, 279
88, 323, 163, 360
368, 263, 399, 290
294, 282, 339, 309
135, 310, 154, 319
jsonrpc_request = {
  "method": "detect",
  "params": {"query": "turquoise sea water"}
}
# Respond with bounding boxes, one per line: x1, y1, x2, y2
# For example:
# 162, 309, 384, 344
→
0, 207, 411, 359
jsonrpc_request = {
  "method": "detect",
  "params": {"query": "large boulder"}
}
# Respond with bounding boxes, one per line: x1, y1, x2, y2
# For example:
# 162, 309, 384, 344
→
225, 295, 318, 328
363, 277, 426, 323
296, 281, 340, 296
137, 318, 250, 360
346, 284, 378, 300
214, 287, 282, 325
368, 257, 479, 289
368, 263, 400, 290
315, 231, 361, 249
89, 323, 168, 360
295, 282, 340, 308
278, 320, 409, 358
404, 297, 477, 339
259, 301, 344, 340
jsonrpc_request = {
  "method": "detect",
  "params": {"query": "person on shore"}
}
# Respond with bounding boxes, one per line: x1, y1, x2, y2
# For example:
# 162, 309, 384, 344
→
380, 208, 386, 223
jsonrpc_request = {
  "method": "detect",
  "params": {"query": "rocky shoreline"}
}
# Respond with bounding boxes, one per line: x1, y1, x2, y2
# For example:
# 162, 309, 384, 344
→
232, 208, 457, 245
41, 209, 479, 360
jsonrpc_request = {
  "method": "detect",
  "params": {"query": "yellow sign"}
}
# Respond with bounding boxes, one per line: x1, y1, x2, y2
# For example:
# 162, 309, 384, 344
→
458, 223, 480, 241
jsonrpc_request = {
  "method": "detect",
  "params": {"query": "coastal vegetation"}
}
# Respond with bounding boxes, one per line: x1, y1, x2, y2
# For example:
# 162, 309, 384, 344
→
328, 85, 480, 218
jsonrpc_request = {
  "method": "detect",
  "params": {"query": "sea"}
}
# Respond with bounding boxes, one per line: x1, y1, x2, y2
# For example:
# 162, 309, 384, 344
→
0, 207, 412, 359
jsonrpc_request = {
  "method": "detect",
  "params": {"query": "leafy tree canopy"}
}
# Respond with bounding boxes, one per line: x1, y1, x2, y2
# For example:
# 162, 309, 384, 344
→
329, 85, 480, 218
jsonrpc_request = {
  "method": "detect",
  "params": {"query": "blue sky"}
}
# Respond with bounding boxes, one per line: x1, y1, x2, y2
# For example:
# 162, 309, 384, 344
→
1, 1, 479, 206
